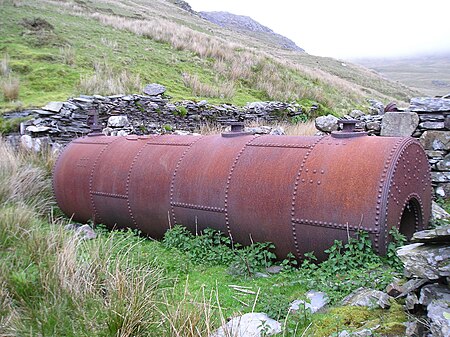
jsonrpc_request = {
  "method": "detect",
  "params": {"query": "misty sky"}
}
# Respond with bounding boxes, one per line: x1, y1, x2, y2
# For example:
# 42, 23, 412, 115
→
188, 0, 450, 59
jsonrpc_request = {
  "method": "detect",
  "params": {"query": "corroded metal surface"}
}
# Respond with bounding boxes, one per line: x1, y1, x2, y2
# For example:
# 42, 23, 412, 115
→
53, 131, 432, 260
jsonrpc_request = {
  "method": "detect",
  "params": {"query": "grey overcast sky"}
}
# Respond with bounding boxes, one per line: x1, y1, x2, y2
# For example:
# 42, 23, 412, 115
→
188, 0, 450, 59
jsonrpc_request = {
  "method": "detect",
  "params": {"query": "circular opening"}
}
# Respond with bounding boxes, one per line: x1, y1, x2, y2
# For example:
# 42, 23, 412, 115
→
399, 198, 422, 240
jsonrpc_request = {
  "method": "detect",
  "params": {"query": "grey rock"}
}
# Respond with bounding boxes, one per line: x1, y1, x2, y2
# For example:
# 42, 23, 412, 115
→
210, 313, 281, 337
266, 265, 283, 274
419, 284, 450, 337
413, 225, 450, 243
116, 130, 129, 137
349, 109, 365, 119
398, 278, 428, 297
269, 126, 285, 135
73, 97, 93, 103
426, 150, 445, 159
289, 290, 329, 314
315, 114, 339, 132
436, 184, 450, 199
107, 116, 129, 128
75, 224, 97, 240
20, 135, 43, 152
410, 97, 450, 112
431, 172, 450, 183
405, 292, 419, 310
419, 121, 445, 129
432, 202, 450, 222
436, 153, 450, 171
419, 113, 446, 122
42, 101, 63, 112
397, 243, 450, 279
32, 109, 56, 116
380, 111, 419, 137
341, 287, 391, 309
26, 125, 51, 133
246, 126, 272, 134
405, 320, 420, 336
365, 121, 381, 132
368, 99, 385, 115
420, 131, 450, 150
143, 83, 166, 96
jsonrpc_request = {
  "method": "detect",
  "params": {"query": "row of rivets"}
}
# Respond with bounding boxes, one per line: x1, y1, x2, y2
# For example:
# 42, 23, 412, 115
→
224, 136, 260, 237
171, 202, 226, 213
170, 136, 203, 226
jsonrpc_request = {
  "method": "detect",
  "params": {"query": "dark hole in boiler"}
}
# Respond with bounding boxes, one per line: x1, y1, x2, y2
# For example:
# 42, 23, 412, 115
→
399, 198, 422, 240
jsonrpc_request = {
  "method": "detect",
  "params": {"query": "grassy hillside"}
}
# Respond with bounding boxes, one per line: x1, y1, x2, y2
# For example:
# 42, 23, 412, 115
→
355, 55, 450, 97
0, 0, 419, 114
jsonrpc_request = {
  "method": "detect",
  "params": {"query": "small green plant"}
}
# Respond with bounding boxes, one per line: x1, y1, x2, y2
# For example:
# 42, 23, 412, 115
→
175, 106, 188, 117
385, 227, 407, 271
291, 114, 309, 124
162, 225, 277, 275
162, 124, 173, 132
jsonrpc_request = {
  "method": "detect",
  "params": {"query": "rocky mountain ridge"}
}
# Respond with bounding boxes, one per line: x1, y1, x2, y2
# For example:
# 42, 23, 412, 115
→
199, 11, 304, 52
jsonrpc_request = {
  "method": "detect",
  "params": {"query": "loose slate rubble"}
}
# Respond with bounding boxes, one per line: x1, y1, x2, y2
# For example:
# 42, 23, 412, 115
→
397, 224, 450, 337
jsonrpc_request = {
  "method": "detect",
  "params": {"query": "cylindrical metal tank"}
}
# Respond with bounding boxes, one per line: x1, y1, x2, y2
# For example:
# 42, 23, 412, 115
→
53, 128, 432, 260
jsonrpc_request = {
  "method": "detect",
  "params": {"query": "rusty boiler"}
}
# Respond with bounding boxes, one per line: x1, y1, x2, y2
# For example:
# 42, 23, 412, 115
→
53, 121, 432, 260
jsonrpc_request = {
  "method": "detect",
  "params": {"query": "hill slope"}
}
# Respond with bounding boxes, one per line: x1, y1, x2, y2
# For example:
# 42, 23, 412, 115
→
0, 0, 419, 114
199, 11, 304, 52
355, 55, 450, 97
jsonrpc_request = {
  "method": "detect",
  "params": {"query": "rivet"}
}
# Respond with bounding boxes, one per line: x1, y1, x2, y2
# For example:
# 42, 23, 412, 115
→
305, 169, 309, 172
321, 170, 325, 174
310, 180, 313, 184
313, 170, 317, 174
317, 181, 321, 185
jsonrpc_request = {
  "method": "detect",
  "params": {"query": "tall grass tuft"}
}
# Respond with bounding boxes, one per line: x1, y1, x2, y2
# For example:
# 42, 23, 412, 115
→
1, 75, 20, 101
182, 73, 235, 99
79, 61, 142, 95
59, 45, 76, 66
0, 139, 54, 214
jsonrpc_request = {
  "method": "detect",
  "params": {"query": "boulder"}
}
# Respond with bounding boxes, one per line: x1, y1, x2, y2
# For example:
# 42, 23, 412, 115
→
420, 131, 450, 151
143, 83, 166, 96
107, 115, 129, 128
210, 313, 281, 337
315, 114, 339, 132
341, 287, 391, 309
409, 97, 450, 112
380, 111, 419, 137
397, 243, 450, 279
